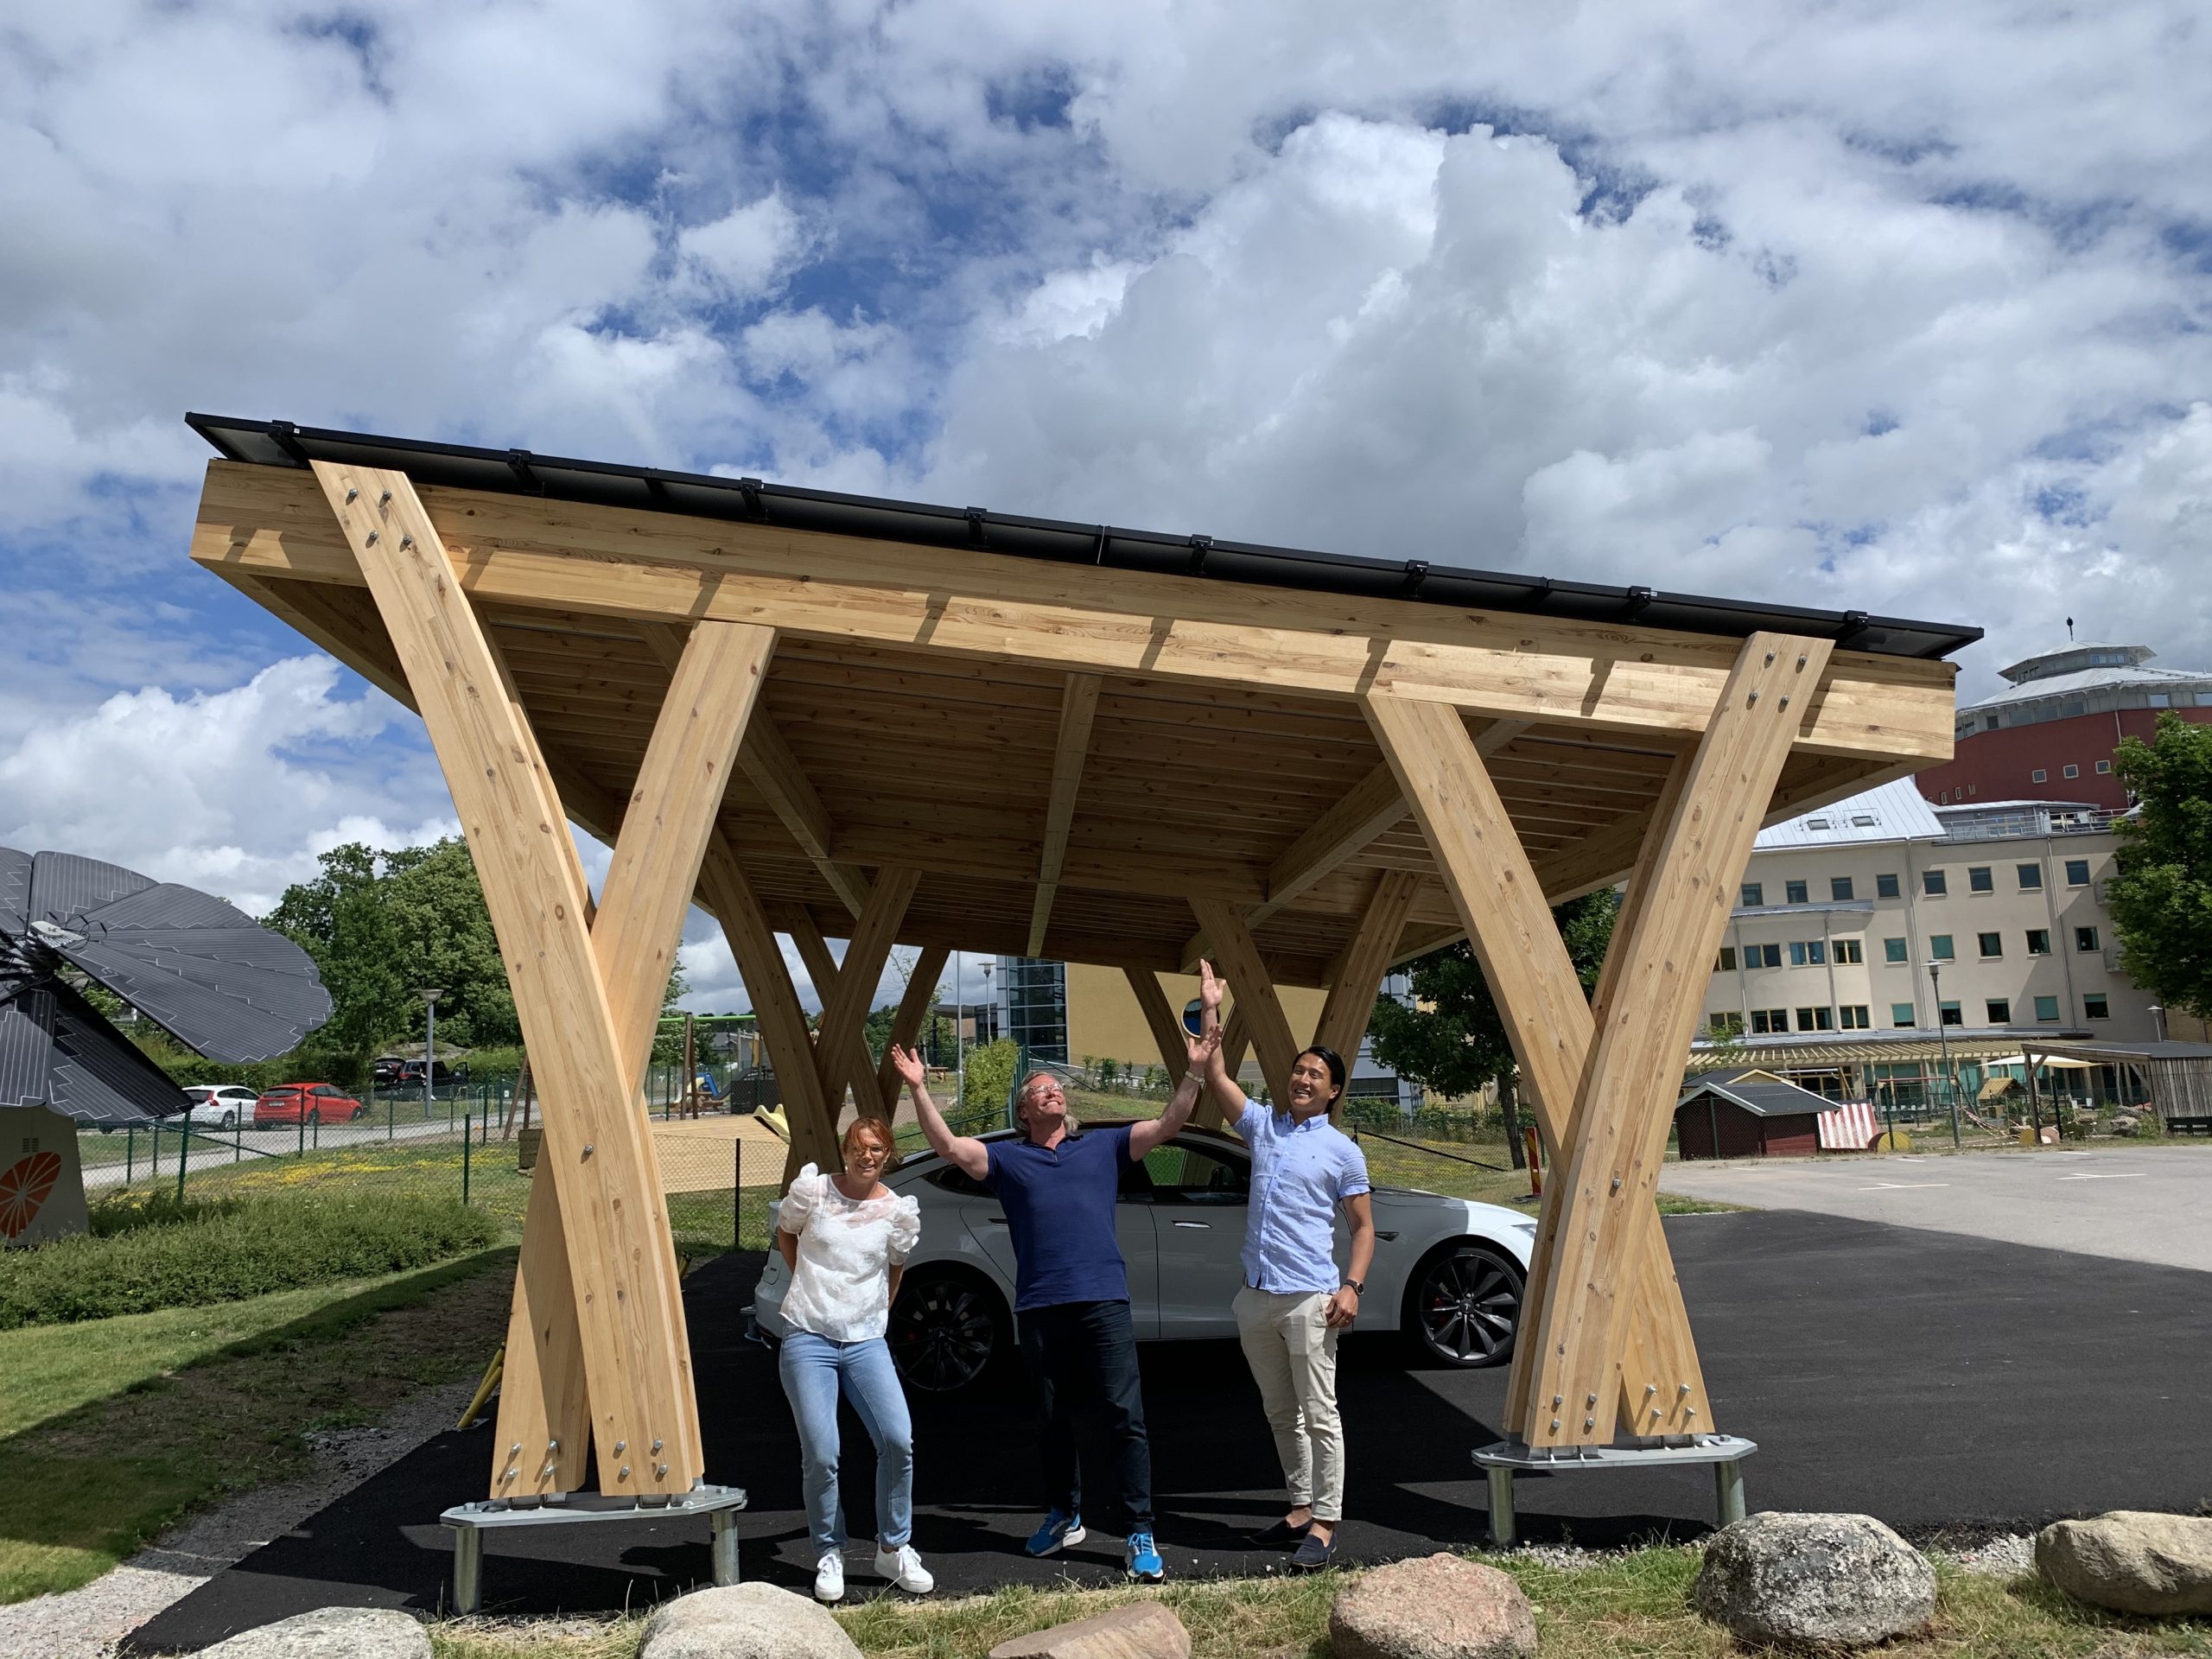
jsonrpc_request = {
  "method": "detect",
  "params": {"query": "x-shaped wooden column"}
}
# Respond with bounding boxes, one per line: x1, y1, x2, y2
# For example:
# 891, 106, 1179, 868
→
315, 463, 772, 1498
1365, 632, 1830, 1446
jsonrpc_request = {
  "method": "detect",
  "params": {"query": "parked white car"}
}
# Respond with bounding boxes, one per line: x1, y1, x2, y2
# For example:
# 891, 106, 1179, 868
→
182, 1084, 259, 1128
752, 1125, 1537, 1392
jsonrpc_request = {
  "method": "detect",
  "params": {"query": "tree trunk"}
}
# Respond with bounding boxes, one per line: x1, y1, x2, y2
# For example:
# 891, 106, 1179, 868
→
1501, 1069, 1526, 1169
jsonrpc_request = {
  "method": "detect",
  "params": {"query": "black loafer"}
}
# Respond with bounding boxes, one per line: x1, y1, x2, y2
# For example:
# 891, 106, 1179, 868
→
1290, 1532, 1337, 1570
1250, 1517, 1312, 1547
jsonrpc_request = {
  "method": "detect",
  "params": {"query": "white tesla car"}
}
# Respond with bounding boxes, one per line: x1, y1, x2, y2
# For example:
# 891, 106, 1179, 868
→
752, 1125, 1536, 1392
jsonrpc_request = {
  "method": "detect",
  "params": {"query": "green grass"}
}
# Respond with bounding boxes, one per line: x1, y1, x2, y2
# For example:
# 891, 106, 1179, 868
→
421, 1548, 2212, 1658
0, 1192, 502, 1329
0, 1249, 513, 1604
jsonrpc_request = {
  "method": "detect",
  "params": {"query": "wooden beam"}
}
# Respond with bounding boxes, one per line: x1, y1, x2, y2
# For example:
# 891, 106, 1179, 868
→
1189, 899, 1299, 1109
1312, 869, 1423, 1122
315, 461, 698, 1499
1123, 967, 1192, 1081
1520, 633, 1833, 1447
810, 868, 919, 1167
195, 460, 1957, 763
876, 944, 950, 1112
1027, 672, 1102, 956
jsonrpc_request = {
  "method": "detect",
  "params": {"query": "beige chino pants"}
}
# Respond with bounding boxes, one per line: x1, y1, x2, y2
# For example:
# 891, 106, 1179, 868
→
1232, 1286, 1344, 1522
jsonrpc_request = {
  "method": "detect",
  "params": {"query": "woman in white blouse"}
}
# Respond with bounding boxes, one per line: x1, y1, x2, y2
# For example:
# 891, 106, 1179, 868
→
775, 1115, 930, 1603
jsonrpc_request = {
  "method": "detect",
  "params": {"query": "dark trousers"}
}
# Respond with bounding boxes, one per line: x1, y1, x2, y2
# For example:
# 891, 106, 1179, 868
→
1018, 1299, 1154, 1530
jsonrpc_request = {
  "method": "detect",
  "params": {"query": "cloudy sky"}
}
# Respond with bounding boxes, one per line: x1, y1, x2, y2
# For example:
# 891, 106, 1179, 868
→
3, 2, 2208, 1014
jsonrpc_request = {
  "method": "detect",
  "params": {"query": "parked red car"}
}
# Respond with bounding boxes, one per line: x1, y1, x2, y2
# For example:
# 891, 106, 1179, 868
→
254, 1083, 369, 1127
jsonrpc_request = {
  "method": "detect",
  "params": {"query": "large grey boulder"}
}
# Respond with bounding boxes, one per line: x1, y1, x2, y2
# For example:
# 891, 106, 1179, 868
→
639, 1582, 862, 1659
2037, 1510, 2212, 1616
1330, 1553, 1537, 1659
1694, 1512, 1935, 1649
192, 1605, 429, 1657
988, 1600, 1191, 1659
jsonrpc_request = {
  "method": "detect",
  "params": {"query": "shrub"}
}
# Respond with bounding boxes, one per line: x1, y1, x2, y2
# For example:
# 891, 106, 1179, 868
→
0, 1192, 502, 1328
962, 1039, 1019, 1117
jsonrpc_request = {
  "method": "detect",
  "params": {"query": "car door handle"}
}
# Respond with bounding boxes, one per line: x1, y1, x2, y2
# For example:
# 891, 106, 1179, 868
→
1375, 1230, 1400, 1242
986, 1215, 1008, 1224
1172, 1220, 1210, 1229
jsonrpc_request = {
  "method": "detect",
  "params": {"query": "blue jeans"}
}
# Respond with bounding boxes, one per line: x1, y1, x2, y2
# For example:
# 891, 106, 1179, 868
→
778, 1331, 915, 1555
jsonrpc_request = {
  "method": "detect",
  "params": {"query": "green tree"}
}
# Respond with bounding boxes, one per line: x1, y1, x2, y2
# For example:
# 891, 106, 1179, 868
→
265, 842, 410, 1050
2108, 713, 2212, 1020
1366, 890, 1620, 1161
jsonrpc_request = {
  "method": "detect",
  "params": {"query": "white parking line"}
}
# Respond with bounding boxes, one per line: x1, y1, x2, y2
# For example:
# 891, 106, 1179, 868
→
2057, 1172, 2147, 1181
1855, 1182, 1950, 1190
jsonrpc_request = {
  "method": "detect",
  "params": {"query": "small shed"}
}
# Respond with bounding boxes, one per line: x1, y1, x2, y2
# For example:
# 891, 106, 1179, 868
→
1675, 1068, 1834, 1160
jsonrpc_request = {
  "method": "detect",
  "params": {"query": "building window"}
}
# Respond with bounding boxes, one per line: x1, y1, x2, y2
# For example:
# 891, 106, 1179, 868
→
1714, 945, 1738, 972
1834, 938, 1864, 964
1785, 880, 1809, 905
2075, 925, 2100, 952
2065, 859, 2091, 887
1885, 937, 1909, 963
1751, 1008, 1788, 1034
2026, 929, 2050, 956
1789, 940, 1827, 966
2149, 694, 2170, 709
1796, 1007, 1834, 1032
1930, 934, 1955, 961
2031, 768, 2048, 784
2063, 763, 2080, 779
2016, 863, 2042, 892
1709, 1012, 1745, 1038
1876, 873, 1900, 899
1923, 869, 1948, 896
2084, 994, 2110, 1019
1939, 1001, 1962, 1027
1757, 943, 1783, 969
1840, 1005, 1872, 1029
1978, 931, 2004, 958
1986, 998, 2012, 1024
1831, 876, 1854, 901
1000, 957, 1071, 1063
2095, 759, 2112, 774
1967, 866, 1993, 893
2035, 995, 2061, 1022
1891, 1002, 1917, 1027
1741, 882, 1764, 907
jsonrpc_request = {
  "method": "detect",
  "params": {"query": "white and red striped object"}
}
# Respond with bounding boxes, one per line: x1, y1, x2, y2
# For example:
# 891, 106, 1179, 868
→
1817, 1100, 1879, 1150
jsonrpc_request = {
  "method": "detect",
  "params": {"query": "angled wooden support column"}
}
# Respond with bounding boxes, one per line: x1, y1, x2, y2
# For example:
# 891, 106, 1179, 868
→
1189, 899, 1298, 1109
1313, 869, 1424, 1122
1523, 634, 1831, 1448
810, 868, 920, 1158
876, 944, 950, 1112
1028, 673, 1102, 956
697, 836, 840, 1179
1124, 967, 1193, 1081
1363, 690, 1743, 1446
493, 617, 772, 1497
782, 908, 880, 1121
315, 462, 754, 1500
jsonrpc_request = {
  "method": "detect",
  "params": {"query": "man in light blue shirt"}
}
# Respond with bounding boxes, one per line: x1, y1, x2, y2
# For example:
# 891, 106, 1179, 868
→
1196, 963, 1375, 1571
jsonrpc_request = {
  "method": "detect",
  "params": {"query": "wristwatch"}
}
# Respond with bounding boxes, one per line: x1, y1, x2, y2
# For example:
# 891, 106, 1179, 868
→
1341, 1279, 1365, 1294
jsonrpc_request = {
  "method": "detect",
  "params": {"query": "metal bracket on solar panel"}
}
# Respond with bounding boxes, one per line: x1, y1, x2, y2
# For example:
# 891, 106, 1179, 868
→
507, 448, 541, 492
1092, 524, 1110, 564
1186, 533, 1213, 573
737, 478, 766, 519
1623, 585, 1656, 616
1836, 609, 1871, 644
964, 506, 988, 547
265, 420, 310, 466
1399, 559, 1430, 597
1525, 575, 1554, 603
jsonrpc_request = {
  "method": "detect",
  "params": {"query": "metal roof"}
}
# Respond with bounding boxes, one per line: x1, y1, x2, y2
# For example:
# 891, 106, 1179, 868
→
1677, 1068, 1837, 1118
1753, 778, 1948, 849
1961, 662, 2212, 714
185, 414, 1982, 660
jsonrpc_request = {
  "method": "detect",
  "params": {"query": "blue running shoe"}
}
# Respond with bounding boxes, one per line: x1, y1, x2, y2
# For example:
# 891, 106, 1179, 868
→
1025, 1510, 1084, 1557
1124, 1529, 1165, 1583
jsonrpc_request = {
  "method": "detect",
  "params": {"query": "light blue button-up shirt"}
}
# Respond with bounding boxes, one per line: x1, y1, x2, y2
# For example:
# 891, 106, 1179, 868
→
1235, 1097, 1371, 1294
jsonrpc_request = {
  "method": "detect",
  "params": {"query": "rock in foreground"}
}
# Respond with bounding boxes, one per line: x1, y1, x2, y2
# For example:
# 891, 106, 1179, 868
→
988, 1600, 1191, 1659
1694, 1512, 1934, 1649
2037, 1510, 2212, 1617
194, 1605, 430, 1657
639, 1582, 862, 1659
1331, 1553, 1537, 1659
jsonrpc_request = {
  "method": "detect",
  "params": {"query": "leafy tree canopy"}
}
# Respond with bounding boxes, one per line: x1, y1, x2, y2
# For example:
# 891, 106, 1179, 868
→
1366, 889, 1620, 1097
2108, 712, 2212, 1020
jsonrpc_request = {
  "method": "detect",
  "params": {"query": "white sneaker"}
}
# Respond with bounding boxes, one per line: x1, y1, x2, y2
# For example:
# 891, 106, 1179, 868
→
813, 1549, 845, 1603
874, 1542, 935, 1594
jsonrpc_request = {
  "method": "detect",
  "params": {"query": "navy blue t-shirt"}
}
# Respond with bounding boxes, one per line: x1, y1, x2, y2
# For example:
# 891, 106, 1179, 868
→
982, 1126, 1135, 1311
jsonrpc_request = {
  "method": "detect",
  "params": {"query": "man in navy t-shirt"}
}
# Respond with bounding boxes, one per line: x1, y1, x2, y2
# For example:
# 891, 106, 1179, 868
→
894, 1015, 1219, 1583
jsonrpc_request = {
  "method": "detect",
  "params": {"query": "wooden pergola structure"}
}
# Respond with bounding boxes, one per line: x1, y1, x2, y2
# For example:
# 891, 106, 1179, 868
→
183, 415, 1973, 1509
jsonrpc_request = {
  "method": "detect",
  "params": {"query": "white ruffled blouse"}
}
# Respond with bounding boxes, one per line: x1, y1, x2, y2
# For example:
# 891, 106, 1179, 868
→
775, 1163, 923, 1342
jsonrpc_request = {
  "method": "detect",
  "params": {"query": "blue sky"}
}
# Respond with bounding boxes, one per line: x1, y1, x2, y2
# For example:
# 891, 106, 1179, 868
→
3, 1, 2209, 1014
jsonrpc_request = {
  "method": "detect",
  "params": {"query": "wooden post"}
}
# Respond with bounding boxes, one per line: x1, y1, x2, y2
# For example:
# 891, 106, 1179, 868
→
1189, 899, 1299, 1110
1028, 673, 1101, 956
784, 907, 883, 1130
1313, 869, 1423, 1122
810, 869, 920, 1159
878, 945, 951, 1112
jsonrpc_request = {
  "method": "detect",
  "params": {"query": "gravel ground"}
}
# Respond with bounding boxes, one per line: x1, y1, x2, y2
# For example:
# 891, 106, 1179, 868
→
0, 1376, 480, 1659
1502, 1527, 2039, 1579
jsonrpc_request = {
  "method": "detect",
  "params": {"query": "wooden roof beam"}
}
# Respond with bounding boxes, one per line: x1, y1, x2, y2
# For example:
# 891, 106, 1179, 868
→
1027, 673, 1101, 957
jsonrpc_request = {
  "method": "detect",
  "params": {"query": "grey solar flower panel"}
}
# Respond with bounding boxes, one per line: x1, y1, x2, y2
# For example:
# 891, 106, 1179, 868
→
0, 977, 194, 1126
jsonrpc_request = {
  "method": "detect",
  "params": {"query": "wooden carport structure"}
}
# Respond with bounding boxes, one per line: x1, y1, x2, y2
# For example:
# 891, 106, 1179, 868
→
181, 414, 1973, 1516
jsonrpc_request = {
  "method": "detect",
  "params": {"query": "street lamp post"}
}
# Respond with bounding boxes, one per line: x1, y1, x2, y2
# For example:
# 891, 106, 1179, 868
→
1926, 963, 1961, 1149
421, 989, 444, 1128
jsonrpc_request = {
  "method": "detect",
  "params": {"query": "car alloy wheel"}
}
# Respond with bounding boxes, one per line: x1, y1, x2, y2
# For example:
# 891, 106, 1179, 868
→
221, 1110, 236, 1128
1412, 1243, 1522, 1367
887, 1269, 1003, 1393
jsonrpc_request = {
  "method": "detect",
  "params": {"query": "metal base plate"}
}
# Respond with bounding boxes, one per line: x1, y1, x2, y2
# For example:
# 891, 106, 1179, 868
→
1473, 1434, 1757, 1471
442, 1483, 748, 1531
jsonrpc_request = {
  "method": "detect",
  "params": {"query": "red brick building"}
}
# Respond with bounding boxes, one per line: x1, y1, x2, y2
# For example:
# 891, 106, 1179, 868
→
1918, 643, 2212, 811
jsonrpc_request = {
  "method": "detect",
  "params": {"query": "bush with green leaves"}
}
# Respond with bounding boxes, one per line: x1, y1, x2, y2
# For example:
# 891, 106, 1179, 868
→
961, 1039, 1019, 1117
0, 1192, 502, 1328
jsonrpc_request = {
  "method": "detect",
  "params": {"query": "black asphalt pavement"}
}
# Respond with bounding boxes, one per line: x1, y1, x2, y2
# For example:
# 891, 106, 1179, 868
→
124, 1210, 2212, 1653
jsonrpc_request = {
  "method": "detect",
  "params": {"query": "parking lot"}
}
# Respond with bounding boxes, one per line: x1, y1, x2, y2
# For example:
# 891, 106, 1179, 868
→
1660, 1142, 2212, 1273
